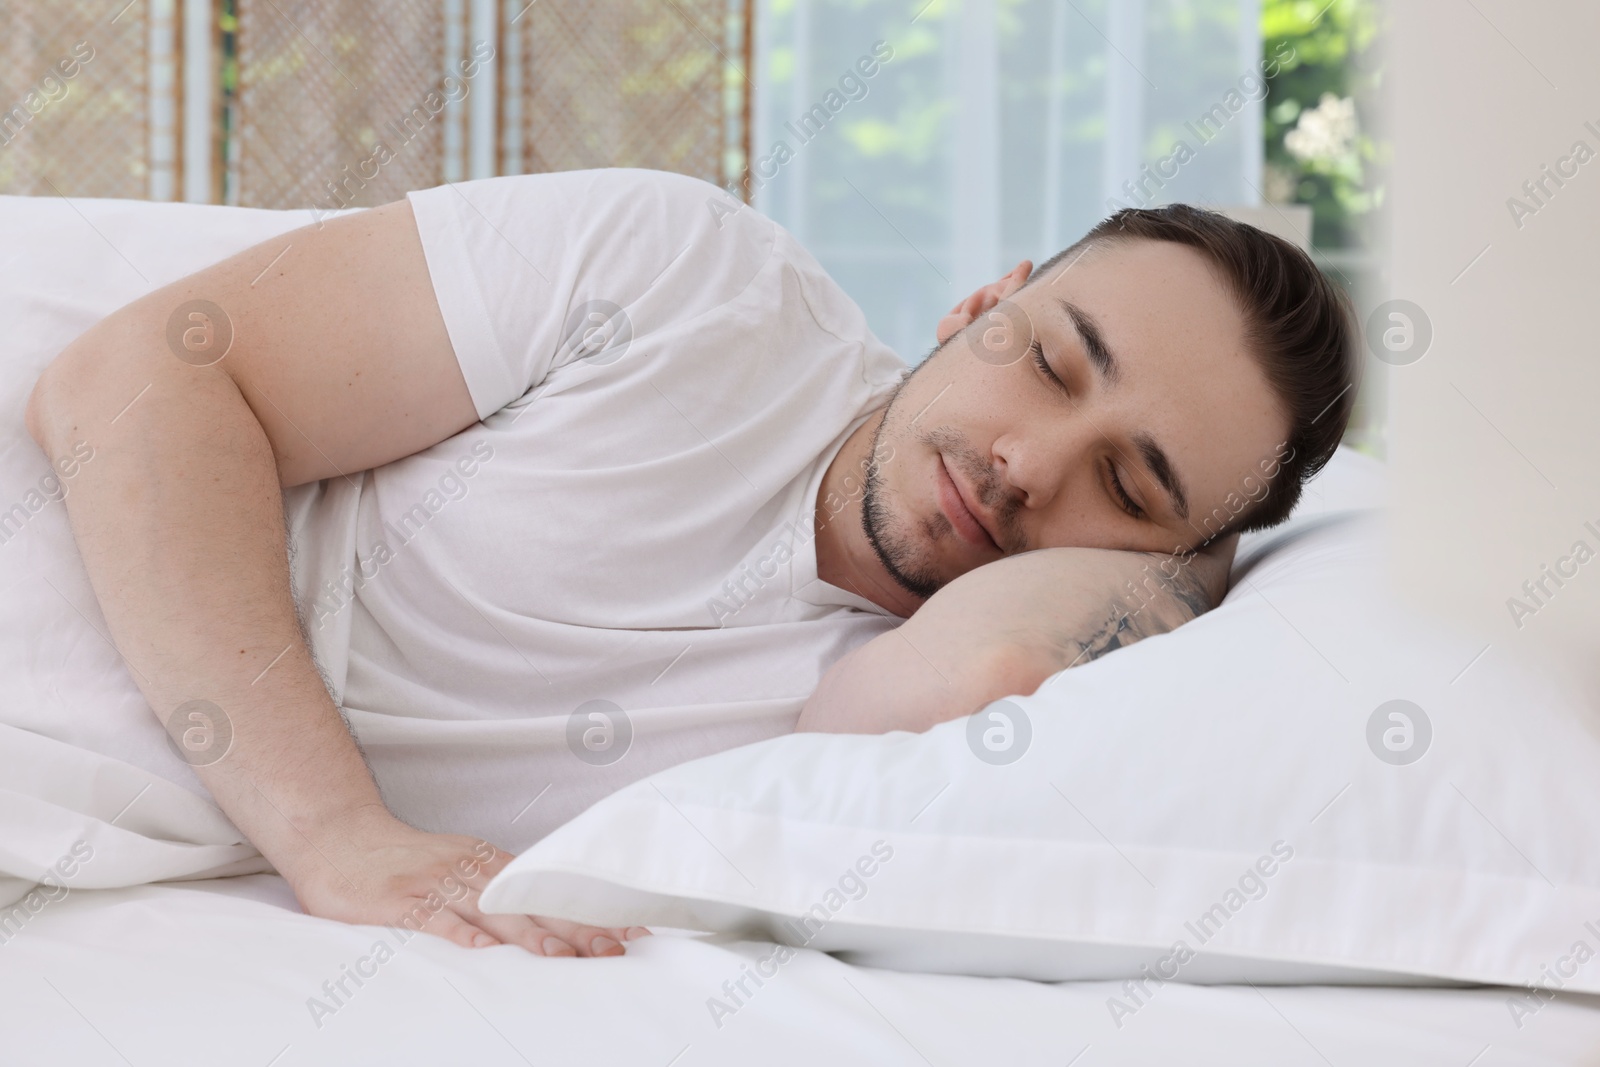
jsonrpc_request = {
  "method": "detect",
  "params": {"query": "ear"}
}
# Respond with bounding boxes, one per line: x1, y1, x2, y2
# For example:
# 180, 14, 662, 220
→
936, 260, 1034, 345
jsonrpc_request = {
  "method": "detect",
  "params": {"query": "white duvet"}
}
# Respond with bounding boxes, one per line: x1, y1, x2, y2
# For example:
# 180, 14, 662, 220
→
0, 195, 324, 909
6, 191, 1600, 1062
4, 873, 1599, 1066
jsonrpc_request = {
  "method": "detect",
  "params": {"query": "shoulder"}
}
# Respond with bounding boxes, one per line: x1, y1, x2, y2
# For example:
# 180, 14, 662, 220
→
406, 168, 778, 280
412, 167, 774, 245
543, 171, 895, 366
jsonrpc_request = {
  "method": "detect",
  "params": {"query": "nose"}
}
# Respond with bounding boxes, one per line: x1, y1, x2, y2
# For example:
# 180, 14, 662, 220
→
992, 416, 1103, 513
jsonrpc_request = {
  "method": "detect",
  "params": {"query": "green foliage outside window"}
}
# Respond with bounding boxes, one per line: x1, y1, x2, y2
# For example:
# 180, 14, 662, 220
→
1261, 0, 1386, 250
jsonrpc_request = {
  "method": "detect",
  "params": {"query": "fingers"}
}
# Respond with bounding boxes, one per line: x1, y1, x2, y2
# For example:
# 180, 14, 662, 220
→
937, 261, 1036, 345
391, 897, 649, 959
1215, 531, 1242, 553
935, 311, 968, 344
525, 916, 646, 958
468, 912, 580, 957
467, 912, 648, 958
418, 906, 502, 950
998, 259, 1034, 298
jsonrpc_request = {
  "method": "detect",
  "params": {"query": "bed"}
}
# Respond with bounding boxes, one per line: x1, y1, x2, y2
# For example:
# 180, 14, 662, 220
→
5, 187, 1600, 1066
3, 873, 1598, 1066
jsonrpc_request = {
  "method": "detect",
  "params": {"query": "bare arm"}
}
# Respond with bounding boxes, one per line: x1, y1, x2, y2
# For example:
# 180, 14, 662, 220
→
26, 199, 635, 956
796, 536, 1236, 735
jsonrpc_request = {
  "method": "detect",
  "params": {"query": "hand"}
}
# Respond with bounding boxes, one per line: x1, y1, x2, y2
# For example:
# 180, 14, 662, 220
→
283, 807, 649, 957
1187, 532, 1240, 605
936, 260, 1033, 344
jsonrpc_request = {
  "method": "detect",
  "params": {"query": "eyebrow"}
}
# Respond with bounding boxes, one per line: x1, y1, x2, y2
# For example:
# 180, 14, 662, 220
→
1056, 299, 1120, 385
1132, 432, 1190, 521
1056, 298, 1191, 522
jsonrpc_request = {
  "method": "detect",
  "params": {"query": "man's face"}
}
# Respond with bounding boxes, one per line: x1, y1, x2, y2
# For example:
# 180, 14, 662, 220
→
861, 238, 1292, 600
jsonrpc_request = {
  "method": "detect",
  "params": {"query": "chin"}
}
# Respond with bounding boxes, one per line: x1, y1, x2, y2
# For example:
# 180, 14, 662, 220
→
860, 484, 946, 603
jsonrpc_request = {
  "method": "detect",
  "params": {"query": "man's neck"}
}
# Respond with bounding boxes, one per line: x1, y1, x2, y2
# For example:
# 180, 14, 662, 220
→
813, 409, 925, 619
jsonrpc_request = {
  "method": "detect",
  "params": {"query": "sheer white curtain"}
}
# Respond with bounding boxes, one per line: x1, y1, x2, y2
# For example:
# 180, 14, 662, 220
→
752, 0, 1263, 363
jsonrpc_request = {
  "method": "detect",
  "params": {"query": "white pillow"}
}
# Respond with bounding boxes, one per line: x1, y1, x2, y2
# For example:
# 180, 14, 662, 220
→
482, 448, 1600, 993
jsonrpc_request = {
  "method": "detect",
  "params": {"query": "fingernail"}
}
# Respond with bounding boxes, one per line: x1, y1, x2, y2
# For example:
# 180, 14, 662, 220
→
543, 936, 576, 957
591, 936, 621, 955
472, 933, 496, 948
624, 926, 652, 940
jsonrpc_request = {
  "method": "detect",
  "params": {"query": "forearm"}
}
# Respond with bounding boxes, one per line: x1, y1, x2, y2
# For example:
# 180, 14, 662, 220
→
797, 544, 1225, 735
28, 309, 392, 882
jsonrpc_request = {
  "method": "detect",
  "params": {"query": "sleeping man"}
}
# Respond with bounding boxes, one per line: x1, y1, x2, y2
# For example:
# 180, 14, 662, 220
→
24, 169, 1354, 960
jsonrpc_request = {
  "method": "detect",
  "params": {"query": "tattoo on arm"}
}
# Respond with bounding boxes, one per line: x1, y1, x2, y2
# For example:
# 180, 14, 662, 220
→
1060, 554, 1215, 670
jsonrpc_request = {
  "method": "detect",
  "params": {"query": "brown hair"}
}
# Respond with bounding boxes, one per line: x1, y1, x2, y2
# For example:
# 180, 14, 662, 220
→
1032, 203, 1359, 536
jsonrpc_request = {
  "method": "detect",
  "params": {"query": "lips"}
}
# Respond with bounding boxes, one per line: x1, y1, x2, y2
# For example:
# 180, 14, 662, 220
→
936, 453, 1000, 552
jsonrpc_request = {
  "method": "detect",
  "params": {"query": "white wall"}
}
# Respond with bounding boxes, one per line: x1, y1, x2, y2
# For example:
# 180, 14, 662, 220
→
1386, 0, 1600, 697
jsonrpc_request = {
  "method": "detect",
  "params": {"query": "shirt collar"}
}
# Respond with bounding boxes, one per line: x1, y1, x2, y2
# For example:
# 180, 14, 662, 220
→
790, 415, 899, 618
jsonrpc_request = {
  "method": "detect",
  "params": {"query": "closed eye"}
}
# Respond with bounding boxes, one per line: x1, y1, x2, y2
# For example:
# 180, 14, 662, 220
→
1105, 456, 1145, 520
1029, 339, 1067, 392
1030, 339, 1142, 520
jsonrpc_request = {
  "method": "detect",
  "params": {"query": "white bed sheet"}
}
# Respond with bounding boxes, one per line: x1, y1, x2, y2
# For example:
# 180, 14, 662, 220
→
2, 874, 1597, 1066
2, 192, 1597, 1065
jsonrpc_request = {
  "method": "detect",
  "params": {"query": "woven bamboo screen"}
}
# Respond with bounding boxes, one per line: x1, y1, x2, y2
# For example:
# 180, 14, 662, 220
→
0, 1, 151, 199
233, 0, 446, 210
0, 0, 752, 207
516, 0, 742, 185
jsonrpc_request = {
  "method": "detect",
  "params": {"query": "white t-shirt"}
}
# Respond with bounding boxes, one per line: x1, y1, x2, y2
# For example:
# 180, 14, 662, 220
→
283, 168, 908, 852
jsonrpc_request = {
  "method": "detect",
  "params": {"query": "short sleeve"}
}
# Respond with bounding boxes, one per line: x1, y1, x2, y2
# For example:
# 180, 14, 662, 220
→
406, 169, 776, 421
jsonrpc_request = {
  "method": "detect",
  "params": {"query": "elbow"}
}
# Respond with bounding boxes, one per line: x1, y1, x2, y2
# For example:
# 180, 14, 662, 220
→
26, 340, 109, 460
26, 317, 124, 452
796, 643, 869, 733
23, 382, 43, 448
796, 615, 1064, 737
971, 639, 1060, 709
27, 318, 175, 457
886, 640, 1059, 735
25, 356, 78, 454
26, 304, 158, 453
